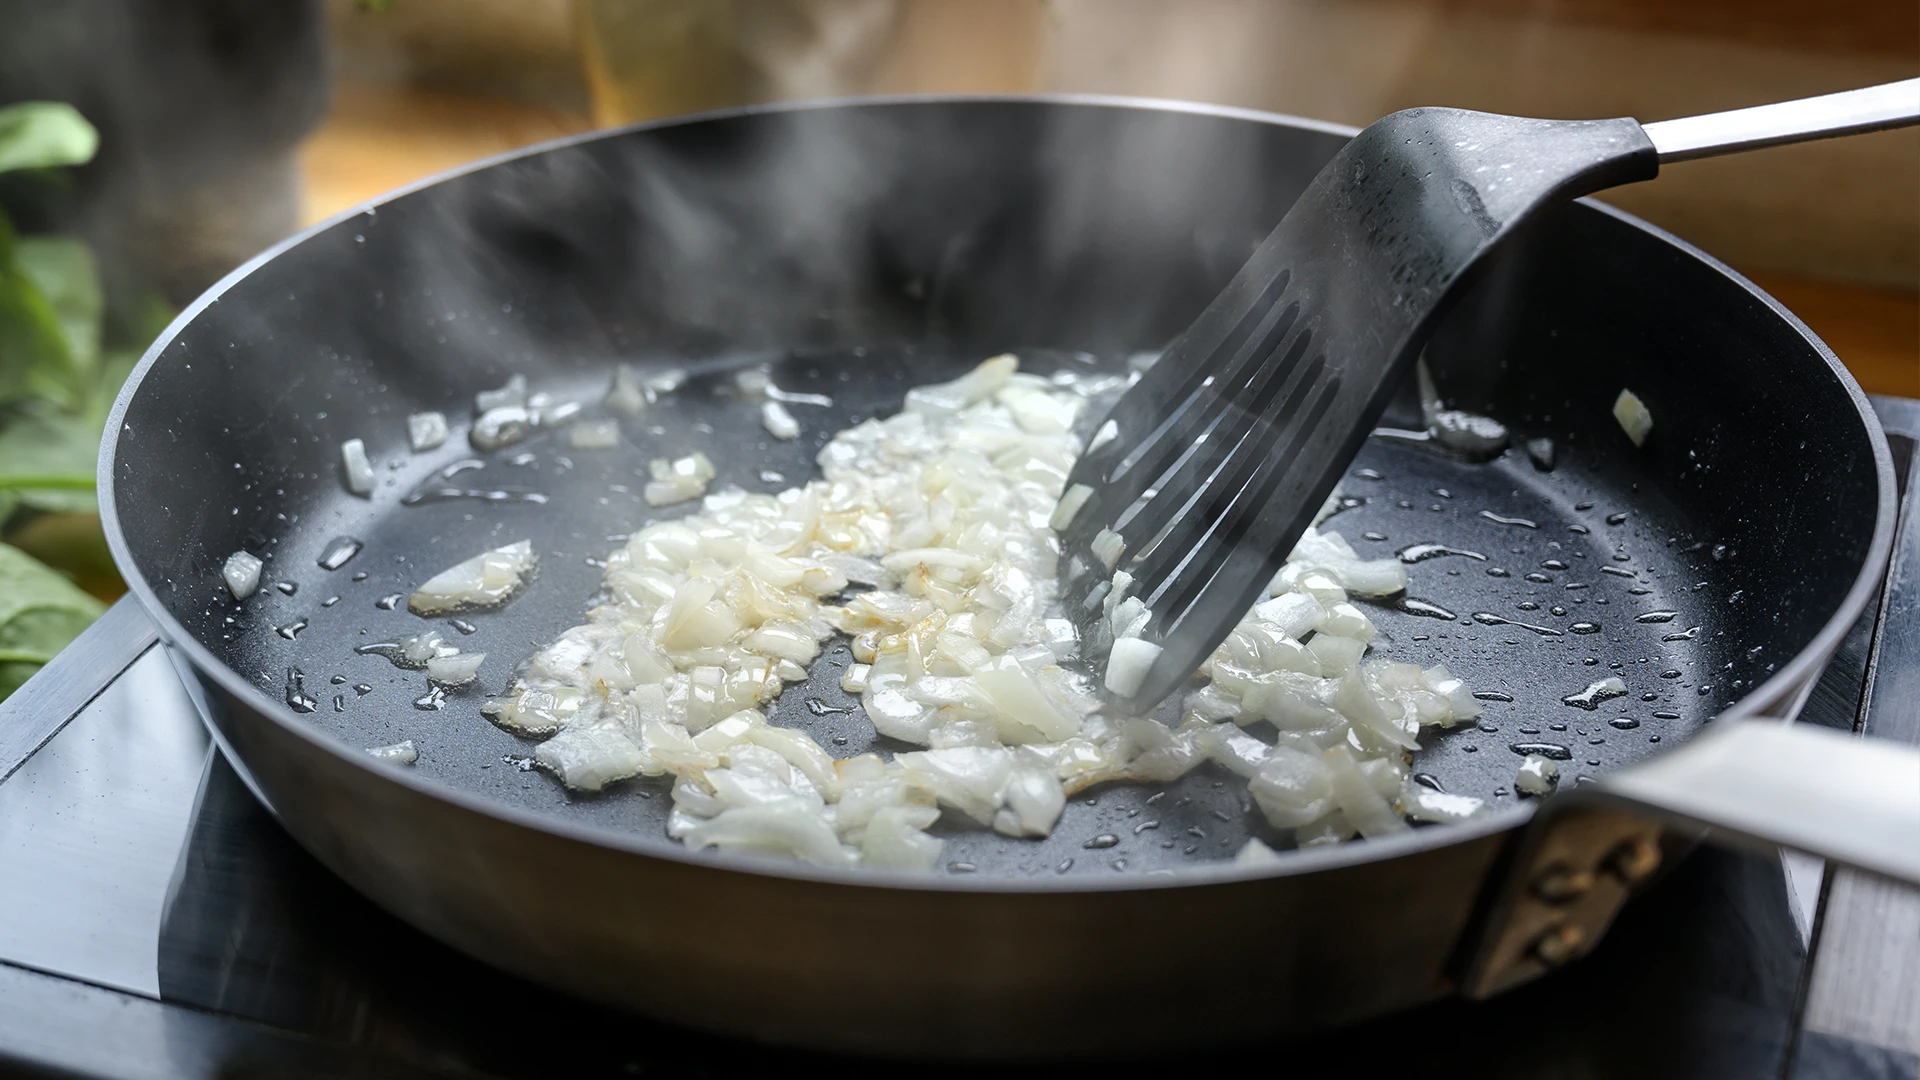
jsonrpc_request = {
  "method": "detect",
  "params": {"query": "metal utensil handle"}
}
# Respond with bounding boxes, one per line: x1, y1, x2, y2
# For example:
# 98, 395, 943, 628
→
1642, 78, 1920, 163
1594, 719, 1920, 884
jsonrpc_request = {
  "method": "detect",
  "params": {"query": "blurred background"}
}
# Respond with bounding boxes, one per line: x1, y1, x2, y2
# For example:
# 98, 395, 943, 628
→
0, 0, 1914, 693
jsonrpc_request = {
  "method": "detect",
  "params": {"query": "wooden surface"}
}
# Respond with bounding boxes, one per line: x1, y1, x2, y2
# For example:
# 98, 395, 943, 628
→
299, 83, 1918, 397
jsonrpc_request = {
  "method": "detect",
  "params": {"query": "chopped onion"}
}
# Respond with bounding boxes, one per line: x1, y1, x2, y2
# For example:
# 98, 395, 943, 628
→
365, 740, 417, 765
604, 364, 648, 416
340, 438, 374, 496
426, 651, 486, 687
527, 394, 583, 428
1090, 528, 1125, 570
475, 373, 527, 413
398, 629, 461, 667
1234, 837, 1283, 866
644, 452, 716, 506
761, 400, 800, 440
484, 354, 1479, 871
222, 550, 263, 599
567, 419, 620, 450
1103, 636, 1162, 697
1516, 754, 1560, 796
407, 412, 448, 452
1613, 388, 1653, 447
470, 406, 532, 451
409, 540, 536, 614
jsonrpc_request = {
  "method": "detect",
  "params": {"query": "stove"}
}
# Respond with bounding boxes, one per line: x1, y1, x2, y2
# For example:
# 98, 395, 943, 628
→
2, 397, 1916, 1080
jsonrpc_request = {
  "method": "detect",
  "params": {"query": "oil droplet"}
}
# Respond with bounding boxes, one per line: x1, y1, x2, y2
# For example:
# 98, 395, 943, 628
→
1636, 611, 1679, 623
1084, 833, 1121, 849
318, 535, 364, 571
1399, 597, 1457, 620
413, 686, 447, 711
1479, 510, 1539, 529
1486, 567, 1511, 578
1652, 710, 1680, 720
1662, 626, 1701, 642
1569, 622, 1601, 635
284, 669, 317, 713
1525, 572, 1553, 583
450, 619, 478, 634
1412, 773, 1445, 790
353, 683, 373, 695
1472, 612, 1563, 637
1518, 601, 1540, 611
1355, 468, 1384, 480
1606, 512, 1628, 525
1541, 559, 1568, 571
275, 618, 309, 640
1601, 566, 1636, 578
1398, 543, 1487, 563
503, 755, 537, 771
1509, 742, 1572, 760
376, 593, 405, 610
351, 571, 369, 582
321, 595, 340, 608
1056, 858, 1074, 874
1550, 605, 1568, 616
1609, 717, 1641, 729
805, 698, 850, 716
1660, 669, 1683, 679
332, 695, 345, 712
275, 581, 298, 596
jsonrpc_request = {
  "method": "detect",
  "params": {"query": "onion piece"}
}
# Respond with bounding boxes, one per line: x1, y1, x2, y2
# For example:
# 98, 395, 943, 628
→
365, 740, 417, 765
1103, 636, 1162, 697
340, 438, 374, 496
409, 540, 537, 614
1613, 388, 1653, 447
1516, 754, 1560, 796
761, 401, 800, 441
222, 550, 263, 600
604, 364, 648, 416
470, 406, 532, 451
567, 419, 620, 450
1234, 837, 1283, 866
475, 373, 527, 413
426, 651, 485, 687
407, 411, 448, 452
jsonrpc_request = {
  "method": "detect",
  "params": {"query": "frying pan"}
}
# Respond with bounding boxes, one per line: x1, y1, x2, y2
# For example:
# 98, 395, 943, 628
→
95, 97, 1898, 1054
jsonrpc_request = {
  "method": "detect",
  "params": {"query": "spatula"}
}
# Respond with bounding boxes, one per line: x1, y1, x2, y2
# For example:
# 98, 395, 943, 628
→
1056, 78, 1920, 710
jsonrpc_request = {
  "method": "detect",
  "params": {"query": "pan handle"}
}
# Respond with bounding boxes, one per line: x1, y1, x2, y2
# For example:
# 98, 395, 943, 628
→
1460, 722, 1920, 998
1589, 719, 1920, 883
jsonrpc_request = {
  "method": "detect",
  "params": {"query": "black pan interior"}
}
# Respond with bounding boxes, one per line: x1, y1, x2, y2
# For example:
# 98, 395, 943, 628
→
108, 100, 1884, 878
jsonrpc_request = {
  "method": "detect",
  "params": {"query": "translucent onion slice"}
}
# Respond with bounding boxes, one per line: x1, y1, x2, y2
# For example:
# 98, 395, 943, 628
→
222, 550, 263, 600
407, 411, 448, 452
340, 438, 374, 496
409, 540, 536, 615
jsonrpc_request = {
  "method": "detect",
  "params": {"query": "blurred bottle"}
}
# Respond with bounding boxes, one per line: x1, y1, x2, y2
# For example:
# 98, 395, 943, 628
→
576, 0, 1049, 127
0, 0, 328, 312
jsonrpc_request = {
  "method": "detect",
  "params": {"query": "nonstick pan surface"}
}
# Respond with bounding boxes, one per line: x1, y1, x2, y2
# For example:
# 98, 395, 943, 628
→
99, 97, 1892, 1048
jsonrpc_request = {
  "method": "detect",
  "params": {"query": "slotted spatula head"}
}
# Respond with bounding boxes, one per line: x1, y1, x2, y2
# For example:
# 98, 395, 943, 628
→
1058, 108, 1658, 711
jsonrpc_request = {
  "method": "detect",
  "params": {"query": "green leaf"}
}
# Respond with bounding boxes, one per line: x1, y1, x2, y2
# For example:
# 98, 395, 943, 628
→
0, 102, 99, 175
14, 237, 101, 382
0, 403, 100, 513
0, 541, 103, 700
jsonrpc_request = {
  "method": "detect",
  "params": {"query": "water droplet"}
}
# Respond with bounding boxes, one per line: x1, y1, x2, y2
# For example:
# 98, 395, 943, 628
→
1600, 566, 1636, 578
1486, 567, 1511, 578
1562, 679, 1629, 710
1133, 820, 1160, 834
1569, 622, 1601, 635
332, 694, 346, 712
1413, 773, 1445, 791
275, 618, 309, 640
1084, 833, 1120, 849
1355, 468, 1384, 480
1056, 858, 1074, 873
284, 669, 317, 713
1550, 605, 1568, 617
1605, 512, 1628, 525
1479, 510, 1539, 529
1399, 543, 1487, 563
1609, 717, 1641, 729
1399, 597, 1457, 620
353, 683, 373, 695
1652, 710, 1680, 720
275, 581, 298, 596
1525, 572, 1553, 583
449, 619, 478, 634
1509, 741, 1572, 760
1575, 501, 1595, 511
351, 571, 369, 582
1542, 559, 1568, 571
1518, 601, 1540, 611
1472, 612, 1562, 636
948, 862, 977, 874
1636, 611, 1679, 623
318, 536, 364, 571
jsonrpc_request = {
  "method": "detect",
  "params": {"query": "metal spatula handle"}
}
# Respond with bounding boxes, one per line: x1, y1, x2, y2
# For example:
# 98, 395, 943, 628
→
1643, 77, 1920, 162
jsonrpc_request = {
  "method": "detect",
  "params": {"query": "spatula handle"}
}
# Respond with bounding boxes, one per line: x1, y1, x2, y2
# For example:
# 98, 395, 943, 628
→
1642, 78, 1920, 163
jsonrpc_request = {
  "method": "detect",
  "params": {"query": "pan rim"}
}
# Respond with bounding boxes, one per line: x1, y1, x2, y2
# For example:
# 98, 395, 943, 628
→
97, 93, 1899, 897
